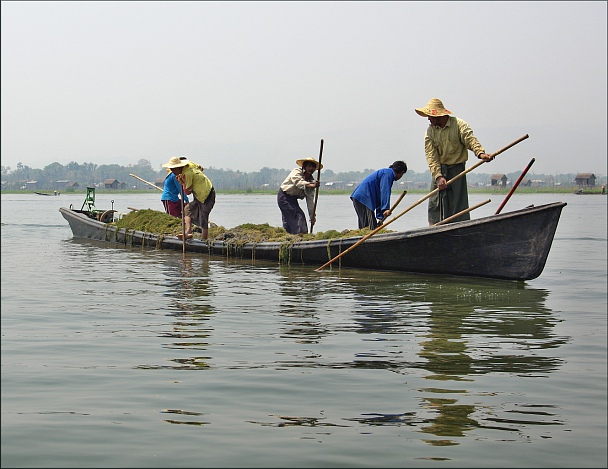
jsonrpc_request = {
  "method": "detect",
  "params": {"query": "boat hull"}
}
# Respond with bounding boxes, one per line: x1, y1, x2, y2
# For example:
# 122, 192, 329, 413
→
59, 202, 566, 281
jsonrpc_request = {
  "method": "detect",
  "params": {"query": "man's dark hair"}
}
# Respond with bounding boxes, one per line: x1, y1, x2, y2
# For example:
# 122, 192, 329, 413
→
390, 160, 408, 174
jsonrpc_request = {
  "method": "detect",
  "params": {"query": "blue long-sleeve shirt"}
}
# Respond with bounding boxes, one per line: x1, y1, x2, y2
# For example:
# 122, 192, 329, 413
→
161, 172, 189, 203
350, 168, 395, 219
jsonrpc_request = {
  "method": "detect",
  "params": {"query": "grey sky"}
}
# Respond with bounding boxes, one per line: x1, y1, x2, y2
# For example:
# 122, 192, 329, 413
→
2, 1, 606, 176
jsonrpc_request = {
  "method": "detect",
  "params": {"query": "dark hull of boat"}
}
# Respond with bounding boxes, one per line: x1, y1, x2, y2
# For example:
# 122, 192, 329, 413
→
59, 202, 566, 281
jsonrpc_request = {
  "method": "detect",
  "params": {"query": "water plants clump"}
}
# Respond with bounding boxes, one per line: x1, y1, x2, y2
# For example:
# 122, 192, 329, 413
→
113, 210, 393, 244
210, 223, 292, 244
115, 209, 183, 233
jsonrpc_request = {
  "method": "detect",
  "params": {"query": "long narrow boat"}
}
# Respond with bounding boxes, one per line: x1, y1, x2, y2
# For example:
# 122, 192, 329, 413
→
35, 191, 60, 196
59, 201, 566, 281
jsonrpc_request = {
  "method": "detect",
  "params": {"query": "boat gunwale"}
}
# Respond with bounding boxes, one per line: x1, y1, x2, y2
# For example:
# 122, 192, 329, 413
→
59, 201, 567, 249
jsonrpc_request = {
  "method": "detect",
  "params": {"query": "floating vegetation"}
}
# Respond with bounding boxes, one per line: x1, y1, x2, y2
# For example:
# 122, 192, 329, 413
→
115, 209, 183, 233
210, 223, 291, 244
112, 209, 394, 248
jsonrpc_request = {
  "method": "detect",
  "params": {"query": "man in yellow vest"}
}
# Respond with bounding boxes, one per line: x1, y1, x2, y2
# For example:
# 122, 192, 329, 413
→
162, 156, 215, 240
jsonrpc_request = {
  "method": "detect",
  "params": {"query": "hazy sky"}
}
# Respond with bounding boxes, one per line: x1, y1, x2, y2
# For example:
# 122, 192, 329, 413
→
2, 1, 606, 176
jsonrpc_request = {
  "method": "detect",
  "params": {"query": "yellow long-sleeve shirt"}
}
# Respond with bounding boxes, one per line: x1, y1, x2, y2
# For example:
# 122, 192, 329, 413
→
182, 162, 213, 202
424, 116, 485, 181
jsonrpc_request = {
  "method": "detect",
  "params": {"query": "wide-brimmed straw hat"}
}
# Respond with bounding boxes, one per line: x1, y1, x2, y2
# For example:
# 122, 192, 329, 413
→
162, 156, 190, 169
296, 157, 323, 170
415, 98, 453, 117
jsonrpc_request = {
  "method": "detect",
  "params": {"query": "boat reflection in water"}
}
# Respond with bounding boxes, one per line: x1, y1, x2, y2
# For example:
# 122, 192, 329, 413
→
114, 248, 568, 441
337, 271, 569, 445
415, 279, 565, 445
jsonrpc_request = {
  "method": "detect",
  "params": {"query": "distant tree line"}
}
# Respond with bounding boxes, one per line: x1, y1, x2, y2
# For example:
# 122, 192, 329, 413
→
0, 159, 594, 191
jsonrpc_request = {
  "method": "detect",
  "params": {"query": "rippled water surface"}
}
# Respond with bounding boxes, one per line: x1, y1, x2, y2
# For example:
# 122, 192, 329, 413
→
1, 192, 606, 468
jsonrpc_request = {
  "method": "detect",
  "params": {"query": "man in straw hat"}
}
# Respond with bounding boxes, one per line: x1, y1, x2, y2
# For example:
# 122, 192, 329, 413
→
277, 157, 321, 234
415, 98, 493, 225
162, 156, 215, 240
350, 161, 408, 230
161, 157, 190, 219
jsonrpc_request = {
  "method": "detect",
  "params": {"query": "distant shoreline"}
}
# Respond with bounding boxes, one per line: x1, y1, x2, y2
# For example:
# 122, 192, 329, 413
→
2, 187, 605, 196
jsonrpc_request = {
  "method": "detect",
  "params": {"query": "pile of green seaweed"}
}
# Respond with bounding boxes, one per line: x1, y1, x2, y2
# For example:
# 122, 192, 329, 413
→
114, 209, 183, 233
113, 209, 392, 245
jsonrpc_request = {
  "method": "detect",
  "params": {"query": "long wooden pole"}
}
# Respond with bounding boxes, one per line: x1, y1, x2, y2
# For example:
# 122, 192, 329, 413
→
495, 158, 535, 214
130, 173, 163, 192
315, 134, 529, 271
310, 139, 324, 233
379, 190, 407, 225
434, 199, 491, 225
391, 190, 407, 211
180, 185, 186, 256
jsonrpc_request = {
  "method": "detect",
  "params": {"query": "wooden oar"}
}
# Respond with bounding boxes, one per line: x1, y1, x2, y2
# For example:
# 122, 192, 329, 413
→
130, 173, 162, 192
180, 185, 186, 256
379, 190, 407, 225
310, 139, 324, 233
315, 134, 529, 271
434, 199, 491, 226
495, 158, 535, 214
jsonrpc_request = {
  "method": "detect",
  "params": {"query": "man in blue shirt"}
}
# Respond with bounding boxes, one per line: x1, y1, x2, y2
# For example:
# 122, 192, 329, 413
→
350, 161, 407, 229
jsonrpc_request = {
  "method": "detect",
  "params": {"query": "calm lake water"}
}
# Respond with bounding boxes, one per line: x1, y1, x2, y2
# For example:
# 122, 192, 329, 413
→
1, 191, 606, 468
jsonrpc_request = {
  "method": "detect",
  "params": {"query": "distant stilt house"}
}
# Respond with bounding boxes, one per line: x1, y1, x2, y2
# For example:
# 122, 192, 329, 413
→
104, 179, 126, 190
490, 174, 508, 187
55, 180, 70, 190
521, 178, 532, 187
574, 173, 596, 188
323, 181, 345, 190
25, 180, 39, 190
55, 180, 79, 190
154, 178, 165, 189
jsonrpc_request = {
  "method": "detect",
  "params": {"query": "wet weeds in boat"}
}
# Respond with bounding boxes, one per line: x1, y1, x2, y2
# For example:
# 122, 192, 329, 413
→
113, 209, 393, 245
115, 209, 183, 233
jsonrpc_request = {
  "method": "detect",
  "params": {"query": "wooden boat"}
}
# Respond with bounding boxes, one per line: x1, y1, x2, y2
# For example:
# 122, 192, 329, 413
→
35, 191, 60, 196
59, 200, 566, 281
574, 189, 605, 195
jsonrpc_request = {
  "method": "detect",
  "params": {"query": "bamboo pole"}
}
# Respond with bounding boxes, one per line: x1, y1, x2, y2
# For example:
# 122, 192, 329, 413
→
129, 173, 163, 191
310, 139, 324, 233
379, 190, 407, 225
180, 185, 186, 256
434, 199, 491, 225
495, 158, 535, 214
